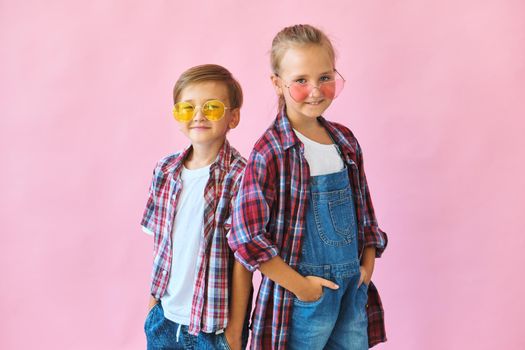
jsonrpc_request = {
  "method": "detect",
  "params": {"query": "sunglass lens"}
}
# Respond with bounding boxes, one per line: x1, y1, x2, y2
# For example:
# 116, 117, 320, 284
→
173, 102, 195, 122
203, 100, 225, 121
319, 81, 336, 99
320, 78, 345, 100
289, 83, 311, 102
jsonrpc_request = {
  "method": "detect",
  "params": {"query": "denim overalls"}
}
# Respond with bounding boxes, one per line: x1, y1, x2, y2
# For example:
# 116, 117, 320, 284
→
288, 167, 369, 349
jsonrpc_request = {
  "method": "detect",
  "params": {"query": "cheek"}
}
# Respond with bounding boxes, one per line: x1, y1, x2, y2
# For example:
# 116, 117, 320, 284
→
282, 92, 298, 107
177, 123, 188, 133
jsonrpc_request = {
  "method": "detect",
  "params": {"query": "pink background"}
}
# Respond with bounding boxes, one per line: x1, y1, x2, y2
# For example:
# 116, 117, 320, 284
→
1, 1, 524, 349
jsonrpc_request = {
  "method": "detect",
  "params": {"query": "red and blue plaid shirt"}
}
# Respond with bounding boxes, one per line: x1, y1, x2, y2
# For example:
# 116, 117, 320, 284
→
141, 140, 246, 335
229, 111, 388, 349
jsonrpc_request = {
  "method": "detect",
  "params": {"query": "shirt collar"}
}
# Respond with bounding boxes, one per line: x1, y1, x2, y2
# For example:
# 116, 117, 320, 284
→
276, 106, 302, 150
161, 139, 233, 176
276, 106, 356, 157
317, 116, 356, 157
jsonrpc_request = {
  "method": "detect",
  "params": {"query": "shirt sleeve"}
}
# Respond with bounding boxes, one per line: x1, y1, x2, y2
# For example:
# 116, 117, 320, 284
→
142, 226, 154, 236
228, 150, 279, 272
140, 166, 158, 235
356, 141, 388, 257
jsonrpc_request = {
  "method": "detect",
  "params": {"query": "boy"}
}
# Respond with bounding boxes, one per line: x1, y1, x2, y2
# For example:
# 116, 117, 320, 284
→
141, 64, 252, 350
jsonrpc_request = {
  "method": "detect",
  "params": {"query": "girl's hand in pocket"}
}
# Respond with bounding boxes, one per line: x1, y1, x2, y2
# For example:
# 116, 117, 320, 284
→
358, 266, 372, 287
296, 275, 339, 302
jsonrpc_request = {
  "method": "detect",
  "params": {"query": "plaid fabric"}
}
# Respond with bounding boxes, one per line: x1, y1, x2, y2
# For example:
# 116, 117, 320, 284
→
229, 110, 388, 349
141, 140, 246, 335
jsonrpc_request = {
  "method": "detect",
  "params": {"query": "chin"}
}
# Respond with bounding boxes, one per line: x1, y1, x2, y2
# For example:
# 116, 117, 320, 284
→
302, 109, 326, 118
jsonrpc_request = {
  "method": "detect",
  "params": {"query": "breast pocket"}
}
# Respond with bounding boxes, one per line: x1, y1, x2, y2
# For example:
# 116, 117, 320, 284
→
312, 188, 357, 247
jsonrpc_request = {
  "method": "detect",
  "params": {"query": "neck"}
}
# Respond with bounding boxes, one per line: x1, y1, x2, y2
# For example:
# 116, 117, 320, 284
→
286, 108, 333, 145
286, 110, 320, 131
185, 139, 225, 169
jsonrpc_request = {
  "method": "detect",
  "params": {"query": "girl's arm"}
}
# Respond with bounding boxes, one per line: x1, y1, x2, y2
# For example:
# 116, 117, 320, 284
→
260, 256, 338, 302
230, 151, 337, 303
359, 246, 376, 286
356, 141, 388, 257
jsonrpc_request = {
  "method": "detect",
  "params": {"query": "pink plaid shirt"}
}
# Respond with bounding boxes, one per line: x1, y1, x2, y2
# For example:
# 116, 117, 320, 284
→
141, 140, 246, 335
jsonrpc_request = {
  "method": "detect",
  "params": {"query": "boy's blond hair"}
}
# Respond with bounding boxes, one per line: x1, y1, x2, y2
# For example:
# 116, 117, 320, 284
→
173, 64, 243, 109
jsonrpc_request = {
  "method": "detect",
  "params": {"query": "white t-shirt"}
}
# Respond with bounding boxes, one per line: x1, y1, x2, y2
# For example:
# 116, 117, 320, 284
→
142, 165, 210, 325
294, 129, 344, 176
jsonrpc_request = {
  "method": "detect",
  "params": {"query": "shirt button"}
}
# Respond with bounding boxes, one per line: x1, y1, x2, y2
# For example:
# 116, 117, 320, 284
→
162, 270, 167, 275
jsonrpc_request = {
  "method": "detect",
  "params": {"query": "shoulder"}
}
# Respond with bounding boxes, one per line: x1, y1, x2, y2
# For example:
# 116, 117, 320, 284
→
325, 119, 362, 153
327, 120, 357, 140
251, 123, 284, 161
227, 146, 247, 179
152, 151, 183, 176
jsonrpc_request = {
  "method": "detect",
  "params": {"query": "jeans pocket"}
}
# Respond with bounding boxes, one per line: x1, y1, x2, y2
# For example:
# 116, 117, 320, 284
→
357, 282, 369, 310
293, 290, 325, 307
144, 303, 159, 331
219, 333, 232, 350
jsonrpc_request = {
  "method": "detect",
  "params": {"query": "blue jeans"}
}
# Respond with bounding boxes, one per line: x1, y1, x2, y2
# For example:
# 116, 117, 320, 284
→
144, 303, 248, 350
289, 168, 368, 349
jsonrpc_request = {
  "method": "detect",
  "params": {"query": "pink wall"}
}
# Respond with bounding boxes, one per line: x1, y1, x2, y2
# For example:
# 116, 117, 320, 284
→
1, 1, 524, 349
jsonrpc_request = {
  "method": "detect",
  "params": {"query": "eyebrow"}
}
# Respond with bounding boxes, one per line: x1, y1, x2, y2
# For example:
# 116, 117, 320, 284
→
180, 98, 222, 103
289, 71, 335, 79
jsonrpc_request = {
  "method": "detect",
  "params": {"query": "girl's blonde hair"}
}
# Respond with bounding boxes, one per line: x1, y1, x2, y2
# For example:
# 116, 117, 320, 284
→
270, 24, 336, 109
173, 64, 243, 109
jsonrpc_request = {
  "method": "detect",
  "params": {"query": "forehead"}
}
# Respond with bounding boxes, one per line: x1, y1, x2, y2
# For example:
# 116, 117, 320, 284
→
279, 44, 334, 77
178, 81, 230, 102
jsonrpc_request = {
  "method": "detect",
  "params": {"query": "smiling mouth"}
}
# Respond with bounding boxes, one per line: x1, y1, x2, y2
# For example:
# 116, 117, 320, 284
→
305, 100, 323, 105
189, 125, 211, 129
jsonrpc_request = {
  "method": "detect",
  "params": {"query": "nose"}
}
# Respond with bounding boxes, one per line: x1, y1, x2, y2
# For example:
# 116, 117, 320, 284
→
191, 106, 207, 122
309, 84, 322, 98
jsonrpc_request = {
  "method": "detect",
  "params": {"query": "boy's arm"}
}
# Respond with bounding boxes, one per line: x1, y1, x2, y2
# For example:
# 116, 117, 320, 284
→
224, 261, 253, 350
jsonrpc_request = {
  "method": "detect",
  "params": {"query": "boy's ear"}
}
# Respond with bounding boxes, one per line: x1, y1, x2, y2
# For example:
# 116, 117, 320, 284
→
228, 108, 240, 129
271, 74, 283, 96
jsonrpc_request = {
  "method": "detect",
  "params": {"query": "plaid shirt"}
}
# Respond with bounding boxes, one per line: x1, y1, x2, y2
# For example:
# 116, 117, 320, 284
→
141, 140, 246, 335
229, 111, 388, 349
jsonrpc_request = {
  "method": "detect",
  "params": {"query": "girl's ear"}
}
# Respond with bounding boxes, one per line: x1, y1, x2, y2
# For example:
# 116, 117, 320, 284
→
228, 108, 240, 129
270, 74, 283, 96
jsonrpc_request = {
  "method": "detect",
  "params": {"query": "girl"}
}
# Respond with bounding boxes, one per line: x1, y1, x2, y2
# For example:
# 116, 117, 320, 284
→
229, 25, 388, 349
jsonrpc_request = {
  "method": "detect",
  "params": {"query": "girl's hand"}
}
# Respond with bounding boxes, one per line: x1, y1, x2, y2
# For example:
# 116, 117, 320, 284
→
296, 275, 339, 302
358, 266, 372, 287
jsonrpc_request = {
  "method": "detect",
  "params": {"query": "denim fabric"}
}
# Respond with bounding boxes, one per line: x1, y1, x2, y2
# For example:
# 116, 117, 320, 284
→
289, 168, 368, 349
144, 303, 249, 350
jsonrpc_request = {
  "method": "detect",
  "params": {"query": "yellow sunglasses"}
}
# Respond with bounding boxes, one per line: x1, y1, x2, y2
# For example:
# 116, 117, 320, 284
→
173, 99, 230, 122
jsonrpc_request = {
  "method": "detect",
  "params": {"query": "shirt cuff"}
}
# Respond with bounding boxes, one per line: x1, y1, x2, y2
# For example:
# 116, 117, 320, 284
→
363, 227, 388, 258
141, 226, 154, 236
232, 234, 279, 272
